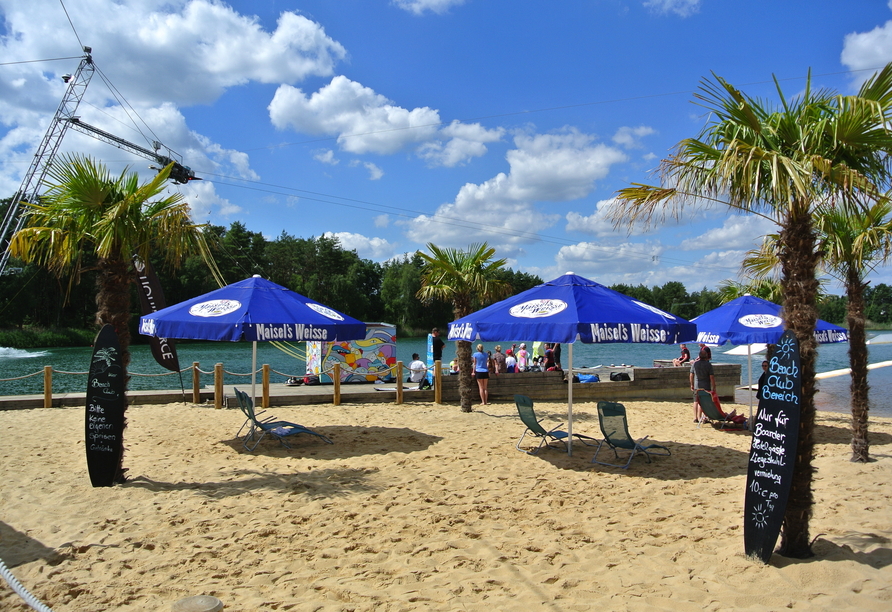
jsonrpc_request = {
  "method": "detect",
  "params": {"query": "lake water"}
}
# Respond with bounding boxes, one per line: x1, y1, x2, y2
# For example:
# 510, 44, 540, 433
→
2, 339, 891, 418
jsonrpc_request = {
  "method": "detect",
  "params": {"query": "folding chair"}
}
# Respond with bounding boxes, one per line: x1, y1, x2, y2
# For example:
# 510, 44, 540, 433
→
696, 390, 747, 430
514, 394, 597, 454
234, 388, 333, 451
591, 401, 670, 468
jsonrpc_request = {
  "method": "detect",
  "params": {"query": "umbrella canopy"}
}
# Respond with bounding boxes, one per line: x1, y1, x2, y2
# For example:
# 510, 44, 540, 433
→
448, 273, 697, 455
691, 294, 848, 427
139, 275, 366, 401
448, 273, 696, 345
691, 295, 848, 346
138, 275, 366, 343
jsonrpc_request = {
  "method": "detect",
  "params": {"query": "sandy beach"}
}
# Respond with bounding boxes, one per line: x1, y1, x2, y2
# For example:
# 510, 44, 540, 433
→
1, 398, 890, 611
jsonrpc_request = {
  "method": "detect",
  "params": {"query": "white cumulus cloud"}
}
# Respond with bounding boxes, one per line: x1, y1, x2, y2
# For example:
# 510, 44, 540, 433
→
392, 0, 466, 15
405, 128, 627, 249
643, 0, 701, 18
841, 8, 892, 87
323, 231, 396, 260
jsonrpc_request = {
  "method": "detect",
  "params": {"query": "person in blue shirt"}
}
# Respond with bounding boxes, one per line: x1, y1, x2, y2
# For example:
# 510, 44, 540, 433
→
472, 343, 490, 405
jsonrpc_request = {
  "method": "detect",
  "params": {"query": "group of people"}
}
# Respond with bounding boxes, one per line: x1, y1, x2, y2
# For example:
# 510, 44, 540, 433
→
469, 342, 562, 405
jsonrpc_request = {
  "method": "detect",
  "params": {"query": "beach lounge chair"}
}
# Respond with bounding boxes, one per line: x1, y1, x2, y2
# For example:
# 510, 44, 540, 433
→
696, 389, 747, 430
591, 401, 670, 468
234, 388, 333, 451
514, 394, 597, 454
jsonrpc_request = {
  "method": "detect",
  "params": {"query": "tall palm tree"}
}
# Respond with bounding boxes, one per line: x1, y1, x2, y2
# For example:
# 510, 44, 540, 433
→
416, 243, 510, 412
741, 201, 892, 463
9, 154, 211, 369
816, 199, 892, 463
610, 64, 892, 558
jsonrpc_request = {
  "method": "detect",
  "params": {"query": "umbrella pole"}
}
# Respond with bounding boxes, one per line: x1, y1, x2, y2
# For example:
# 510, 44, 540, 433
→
567, 343, 574, 457
251, 340, 258, 407
747, 344, 754, 431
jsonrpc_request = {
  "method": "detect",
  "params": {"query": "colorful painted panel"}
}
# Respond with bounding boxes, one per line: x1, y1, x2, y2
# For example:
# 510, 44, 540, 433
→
307, 323, 397, 383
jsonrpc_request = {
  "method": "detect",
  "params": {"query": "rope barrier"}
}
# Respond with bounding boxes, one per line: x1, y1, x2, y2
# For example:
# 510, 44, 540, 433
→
49, 370, 87, 375
0, 556, 54, 612
0, 371, 44, 382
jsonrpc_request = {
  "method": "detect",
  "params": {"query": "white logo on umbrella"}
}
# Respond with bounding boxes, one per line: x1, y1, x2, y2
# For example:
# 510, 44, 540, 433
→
307, 303, 345, 321
739, 314, 782, 328
510, 299, 568, 318
632, 300, 675, 319
189, 299, 242, 317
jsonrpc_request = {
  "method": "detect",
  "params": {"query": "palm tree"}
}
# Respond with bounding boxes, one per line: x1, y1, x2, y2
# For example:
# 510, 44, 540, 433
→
740, 201, 892, 463
9, 154, 211, 369
816, 199, 892, 463
416, 243, 510, 412
610, 65, 892, 558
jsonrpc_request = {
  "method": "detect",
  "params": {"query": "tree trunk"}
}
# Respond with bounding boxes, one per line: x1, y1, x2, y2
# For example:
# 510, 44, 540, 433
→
95, 252, 132, 485
456, 340, 474, 412
847, 274, 870, 462
776, 210, 820, 559
95, 254, 133, 373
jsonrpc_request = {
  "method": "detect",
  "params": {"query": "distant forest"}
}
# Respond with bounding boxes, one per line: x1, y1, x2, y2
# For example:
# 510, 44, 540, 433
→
1, 220, 889, 342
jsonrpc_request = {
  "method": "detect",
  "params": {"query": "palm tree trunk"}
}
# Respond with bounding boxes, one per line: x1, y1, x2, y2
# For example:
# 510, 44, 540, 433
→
456, 340, 474, 412
847, 274, 870, 462
777, 210, 820, 559
95, 254, 133, 373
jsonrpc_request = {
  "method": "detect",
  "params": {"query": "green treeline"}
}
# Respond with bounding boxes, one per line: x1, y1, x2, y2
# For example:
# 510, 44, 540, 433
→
0, 221, 884, 348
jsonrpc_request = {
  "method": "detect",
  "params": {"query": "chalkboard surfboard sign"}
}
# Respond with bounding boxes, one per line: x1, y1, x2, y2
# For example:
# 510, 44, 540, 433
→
744, 329, 801, 563
85, 324, 126, 487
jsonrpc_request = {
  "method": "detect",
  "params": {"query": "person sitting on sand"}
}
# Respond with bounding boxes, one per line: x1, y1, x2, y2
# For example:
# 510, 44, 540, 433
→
673, 343, 691, 367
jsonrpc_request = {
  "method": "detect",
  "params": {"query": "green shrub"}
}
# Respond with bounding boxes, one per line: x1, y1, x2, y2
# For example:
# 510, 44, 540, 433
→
0, 327, 95, 348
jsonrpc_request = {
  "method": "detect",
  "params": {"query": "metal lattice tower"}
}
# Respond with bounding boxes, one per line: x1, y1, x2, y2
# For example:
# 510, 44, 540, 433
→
0, 48, 95, 275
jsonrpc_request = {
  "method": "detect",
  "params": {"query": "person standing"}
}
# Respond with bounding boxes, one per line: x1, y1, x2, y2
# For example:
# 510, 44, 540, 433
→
552, 343, 562, 369
516, 343, 529, 371
505, 349, 517, 373
690, 351, 716, 422
493, 345, 507, 374
757, 360, 769, 401
472, 343, 490, 405
431, 327, 445, 363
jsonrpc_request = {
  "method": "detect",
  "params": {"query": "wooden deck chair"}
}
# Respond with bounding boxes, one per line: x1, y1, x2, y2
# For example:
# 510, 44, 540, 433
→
514, 394, 597, 454
696, 390, 747, 430
591, 401, 671, 468
234, 388, 333, 451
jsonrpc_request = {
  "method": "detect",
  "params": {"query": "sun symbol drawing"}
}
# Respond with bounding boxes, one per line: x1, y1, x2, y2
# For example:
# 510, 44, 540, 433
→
775, 337, 795, 360
751, 504, 769, 529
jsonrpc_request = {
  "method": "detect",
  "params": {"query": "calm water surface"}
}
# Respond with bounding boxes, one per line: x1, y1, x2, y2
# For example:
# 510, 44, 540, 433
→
2, 338, 891, 417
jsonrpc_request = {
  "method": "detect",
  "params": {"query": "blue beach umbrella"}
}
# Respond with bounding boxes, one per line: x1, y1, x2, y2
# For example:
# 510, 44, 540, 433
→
691, 294, 848, 425
448, 273, 697, 454
139, 275, 366, 399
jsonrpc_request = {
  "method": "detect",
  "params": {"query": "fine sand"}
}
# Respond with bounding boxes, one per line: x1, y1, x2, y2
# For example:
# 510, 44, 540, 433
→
1, 399, 891, 611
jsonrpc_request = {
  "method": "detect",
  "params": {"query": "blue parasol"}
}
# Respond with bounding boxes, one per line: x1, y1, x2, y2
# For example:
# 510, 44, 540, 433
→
448, 273, 697, 454
691, 294, 849, 426
139, 275, 366, 400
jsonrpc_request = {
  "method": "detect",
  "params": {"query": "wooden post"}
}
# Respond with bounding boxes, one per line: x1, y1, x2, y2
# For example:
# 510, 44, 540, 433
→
262, 364, 270, 408
333, 363, 341, 405
396, 361, 404, 405
43, 366, 52, 408
214, 362, 223, 409
434, 359, 442, 404
192, 362, 200, 404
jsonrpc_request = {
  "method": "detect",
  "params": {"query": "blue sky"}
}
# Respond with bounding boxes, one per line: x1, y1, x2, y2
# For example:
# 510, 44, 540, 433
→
2, 0, 892, 293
